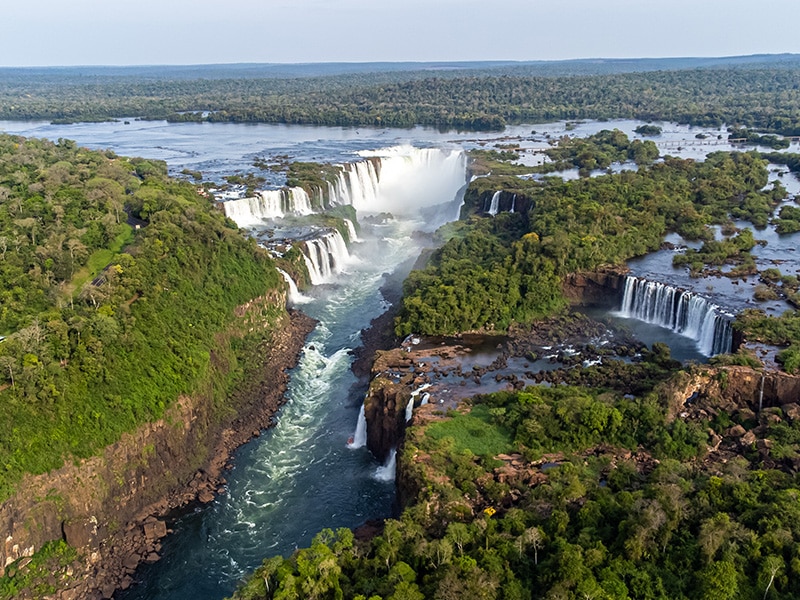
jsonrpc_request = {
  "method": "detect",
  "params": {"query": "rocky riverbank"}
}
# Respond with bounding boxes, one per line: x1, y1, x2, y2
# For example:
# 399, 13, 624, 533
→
2, 302, 315, 600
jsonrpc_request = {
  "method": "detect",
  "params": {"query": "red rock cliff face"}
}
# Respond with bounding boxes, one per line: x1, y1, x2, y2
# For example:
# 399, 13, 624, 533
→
0, 298, 315, 599
561, 267, 628, 308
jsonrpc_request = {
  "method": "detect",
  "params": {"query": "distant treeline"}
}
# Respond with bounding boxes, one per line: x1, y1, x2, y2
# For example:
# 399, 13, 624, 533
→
2, 66, 800, 134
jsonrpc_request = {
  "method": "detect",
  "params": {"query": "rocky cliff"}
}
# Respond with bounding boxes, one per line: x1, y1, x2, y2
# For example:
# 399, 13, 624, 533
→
561, 266, 628, 307
0, 297, 315, 600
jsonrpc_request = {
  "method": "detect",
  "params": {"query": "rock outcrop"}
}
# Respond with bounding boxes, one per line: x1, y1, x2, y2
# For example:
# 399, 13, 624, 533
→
363, 349, 413, 463
561, 266, 628, 307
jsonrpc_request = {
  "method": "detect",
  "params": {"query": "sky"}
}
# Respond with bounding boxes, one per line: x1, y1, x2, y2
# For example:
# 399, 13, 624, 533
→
3, 0, 800, 67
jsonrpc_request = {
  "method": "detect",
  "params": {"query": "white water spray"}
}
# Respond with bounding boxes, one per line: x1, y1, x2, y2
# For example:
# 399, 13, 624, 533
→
302, 230, 352, 285
374, 449, 397, 482
276, 268, 312, 305
348, 404, 367, 449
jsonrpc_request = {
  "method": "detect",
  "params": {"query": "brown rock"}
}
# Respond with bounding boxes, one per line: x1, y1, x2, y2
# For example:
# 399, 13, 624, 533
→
741, 431, 757, 446
143, 520, 167, 541
782, 403, 800, 421
727, 424, 746, 438
198, 490, 215, 504
62, 518, 99, 550
123, 553, 140, 571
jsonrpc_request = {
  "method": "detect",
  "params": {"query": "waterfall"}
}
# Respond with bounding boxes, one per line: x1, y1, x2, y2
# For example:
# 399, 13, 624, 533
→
326, 146, 467, 226
276, 268, 311, 305
223, 147, 467, 231
223, 187, 314, 227
302, 230, 351, 285
373, 448, 397, 482
488, 191, 501, 216
344, 219, 359, 243
405, 397, 414, 422
618, 276, 733, 356
510, 194, 516, 213
348, 404, 367, 449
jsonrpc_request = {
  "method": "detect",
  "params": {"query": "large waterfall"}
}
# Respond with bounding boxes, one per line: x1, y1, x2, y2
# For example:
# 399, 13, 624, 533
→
617, 276, 733, 356
327, 146, 468, 222
302, 230, 352, 285
223, 146, 467, 230
223, 187, 314, 227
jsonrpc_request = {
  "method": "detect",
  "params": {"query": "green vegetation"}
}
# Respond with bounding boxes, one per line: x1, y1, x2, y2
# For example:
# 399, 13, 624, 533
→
425, 404, 514, 458
396, 147, 774, 335
0, 540, 77, 599
3, 66, 800, 135
736, 309, 800, 373
634, 124, 663, 136
672, 229, 759, 277
542, 129, 659, 176
774, 205, 800, 235
728, 128, 791, 150
0, 133, 285, 499
232, 376, 800, 600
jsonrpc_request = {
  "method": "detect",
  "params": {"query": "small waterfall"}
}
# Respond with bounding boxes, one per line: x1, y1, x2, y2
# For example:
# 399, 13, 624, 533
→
488, 191, 501, 216
510, 194, 516, 213
223, 187, 314, 227
420, 392, 430, 406
348, 404, 367, 449
618, 276, 733, 356
301, 230, 351, 285
405, 397, 414, 422
374, 448, 397, 482
344, 219, 359, 243
276, 268, 311, 305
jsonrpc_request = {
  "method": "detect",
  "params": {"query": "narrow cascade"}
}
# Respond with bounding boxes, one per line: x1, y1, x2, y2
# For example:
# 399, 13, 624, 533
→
420, 393, 430, 406
301, 230, 351, 285
344, 219, 359, 243
405, 397, 414, 422
348, 405, 367, 449
223, 187, 314, 227
276, 268, 311, 305
510, 194, 516, 213
374, 449, 397, 482
487, 191, 501, 216
618, 276, 733, 356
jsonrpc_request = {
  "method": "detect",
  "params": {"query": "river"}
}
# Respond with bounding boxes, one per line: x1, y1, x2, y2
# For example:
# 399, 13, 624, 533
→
1, 118, 799, 599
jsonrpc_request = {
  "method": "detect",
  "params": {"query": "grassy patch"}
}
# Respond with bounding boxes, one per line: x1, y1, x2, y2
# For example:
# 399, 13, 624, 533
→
68, 224, 134, 293
425, 403, 513, 458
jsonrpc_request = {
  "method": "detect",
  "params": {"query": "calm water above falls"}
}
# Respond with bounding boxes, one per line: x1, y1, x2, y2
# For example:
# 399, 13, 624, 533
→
2, 118, 799, 598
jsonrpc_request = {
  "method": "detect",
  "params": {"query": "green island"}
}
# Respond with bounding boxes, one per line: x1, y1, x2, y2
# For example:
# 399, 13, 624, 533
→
3, 58, 800, 600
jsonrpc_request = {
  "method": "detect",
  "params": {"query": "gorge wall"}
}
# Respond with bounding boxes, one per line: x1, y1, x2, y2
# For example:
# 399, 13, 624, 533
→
1, 295, 315, 600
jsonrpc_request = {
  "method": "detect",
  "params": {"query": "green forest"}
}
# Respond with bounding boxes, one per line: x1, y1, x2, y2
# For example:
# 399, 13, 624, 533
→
3, 66, 800, 135
0, 133, 285, 500
395, 135, 777, 336
231, 374, 800, 600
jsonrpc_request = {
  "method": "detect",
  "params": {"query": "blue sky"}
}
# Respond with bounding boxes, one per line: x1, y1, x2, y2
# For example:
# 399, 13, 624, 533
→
3, 0, 799, 66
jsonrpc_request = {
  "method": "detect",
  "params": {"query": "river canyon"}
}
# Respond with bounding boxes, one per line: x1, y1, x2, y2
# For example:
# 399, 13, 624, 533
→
1, 117, 799, 599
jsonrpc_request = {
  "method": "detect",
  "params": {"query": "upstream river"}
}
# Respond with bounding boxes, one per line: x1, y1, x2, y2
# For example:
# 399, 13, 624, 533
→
1, 118, 799, 599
